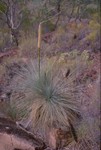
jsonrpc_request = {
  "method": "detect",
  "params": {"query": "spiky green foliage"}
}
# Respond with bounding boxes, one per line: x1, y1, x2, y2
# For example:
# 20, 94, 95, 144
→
10, 60, 80, 134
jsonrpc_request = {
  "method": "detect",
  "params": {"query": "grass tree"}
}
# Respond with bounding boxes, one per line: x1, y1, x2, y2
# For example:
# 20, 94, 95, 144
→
10, 60, 81, 146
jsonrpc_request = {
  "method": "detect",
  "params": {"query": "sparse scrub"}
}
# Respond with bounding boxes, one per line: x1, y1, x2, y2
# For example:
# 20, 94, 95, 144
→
19, 36, 37, 58
0, 0, 100, 149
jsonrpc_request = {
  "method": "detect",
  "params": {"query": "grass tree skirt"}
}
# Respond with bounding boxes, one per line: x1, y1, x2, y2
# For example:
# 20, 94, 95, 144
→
0, 117, 46, 150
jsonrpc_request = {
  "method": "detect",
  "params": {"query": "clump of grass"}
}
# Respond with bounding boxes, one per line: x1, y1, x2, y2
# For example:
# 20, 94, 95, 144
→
10, 60, 80, 135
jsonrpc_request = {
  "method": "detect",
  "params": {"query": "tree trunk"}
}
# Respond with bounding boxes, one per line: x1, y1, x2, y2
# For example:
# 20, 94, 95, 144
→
11, 29, 19, 46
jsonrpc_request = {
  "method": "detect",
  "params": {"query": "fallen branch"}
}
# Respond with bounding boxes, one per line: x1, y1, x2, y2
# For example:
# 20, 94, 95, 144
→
0, 117, 47, 150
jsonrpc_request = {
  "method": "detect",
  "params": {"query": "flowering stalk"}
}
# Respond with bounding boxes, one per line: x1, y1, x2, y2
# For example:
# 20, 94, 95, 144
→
38, 23, 42, 77
37, 12, 61, 77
